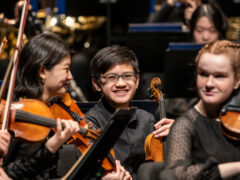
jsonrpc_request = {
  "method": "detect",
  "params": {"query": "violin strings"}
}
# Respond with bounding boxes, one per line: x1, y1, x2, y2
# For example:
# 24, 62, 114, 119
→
15, 110, 56, 127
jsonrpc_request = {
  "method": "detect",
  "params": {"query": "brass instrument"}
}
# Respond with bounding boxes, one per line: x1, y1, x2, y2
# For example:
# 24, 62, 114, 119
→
227, 17, 240, 41
45, 15, 105, 47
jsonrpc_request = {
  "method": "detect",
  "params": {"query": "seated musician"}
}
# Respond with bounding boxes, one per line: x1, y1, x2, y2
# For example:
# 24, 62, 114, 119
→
189, 2, 229, 44
3, 33, 131, 179
165, 40, 240, 179
2, 33, 80, 179
85, 45, 175, 179
0, 130, 11, 180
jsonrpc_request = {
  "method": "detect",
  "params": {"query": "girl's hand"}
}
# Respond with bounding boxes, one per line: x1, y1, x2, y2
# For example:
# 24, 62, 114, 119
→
0, 130, 11, 157
45, 119, 79, 153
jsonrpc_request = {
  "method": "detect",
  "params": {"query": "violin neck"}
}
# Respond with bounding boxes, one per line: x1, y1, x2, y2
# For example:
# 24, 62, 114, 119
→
159, 98, 166, 120
15, 110, 56, 128
15, 110, 88, 135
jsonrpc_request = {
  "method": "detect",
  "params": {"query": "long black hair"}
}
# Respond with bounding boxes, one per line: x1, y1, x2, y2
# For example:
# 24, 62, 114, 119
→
15, 33, 70, 99
189, 3, 229, 40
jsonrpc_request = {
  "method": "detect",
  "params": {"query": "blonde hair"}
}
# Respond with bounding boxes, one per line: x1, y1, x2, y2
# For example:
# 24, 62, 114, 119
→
195, 40, 240, 78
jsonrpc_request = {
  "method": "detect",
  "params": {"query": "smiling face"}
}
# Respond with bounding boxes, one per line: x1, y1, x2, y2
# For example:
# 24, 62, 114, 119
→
92, 63, 139, 109
40, 55, 72, 102
193, 16, 219, 44
197, 53, 239, 107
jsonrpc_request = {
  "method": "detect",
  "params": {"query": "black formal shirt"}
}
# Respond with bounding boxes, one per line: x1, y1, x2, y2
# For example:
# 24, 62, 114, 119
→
85, 98, 155, 179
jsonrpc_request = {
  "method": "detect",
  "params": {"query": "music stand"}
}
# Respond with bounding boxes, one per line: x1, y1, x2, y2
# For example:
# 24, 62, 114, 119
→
62, 107, 136, 180
163, 43, 204, 98
126, 23, 191, 72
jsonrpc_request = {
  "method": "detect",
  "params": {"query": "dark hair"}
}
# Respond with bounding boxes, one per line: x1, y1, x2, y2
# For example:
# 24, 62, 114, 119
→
189, 3, 229, 40
15, 33, 70, 99
90, 45, 140, 79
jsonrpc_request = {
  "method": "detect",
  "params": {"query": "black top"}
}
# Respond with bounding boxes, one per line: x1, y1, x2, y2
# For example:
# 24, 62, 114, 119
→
85, 98, 155, 179
3, 140, 58, 180
166, 108, 240, 180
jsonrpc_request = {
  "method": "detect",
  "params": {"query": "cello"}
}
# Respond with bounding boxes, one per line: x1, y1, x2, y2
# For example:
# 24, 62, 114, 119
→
144, 77, 165, 162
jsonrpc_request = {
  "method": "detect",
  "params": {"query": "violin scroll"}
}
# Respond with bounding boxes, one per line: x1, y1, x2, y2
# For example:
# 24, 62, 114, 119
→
144, 77, 165, 162
149, 77, 163, 103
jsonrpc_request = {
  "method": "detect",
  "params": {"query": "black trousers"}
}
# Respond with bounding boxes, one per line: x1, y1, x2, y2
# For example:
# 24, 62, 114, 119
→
137, 162, 177, 180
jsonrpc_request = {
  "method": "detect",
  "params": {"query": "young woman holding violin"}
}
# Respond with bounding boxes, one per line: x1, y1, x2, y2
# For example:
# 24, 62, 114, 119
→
3, 32, 131, 180
165, 40, 240, 179
2, 33, 80, 179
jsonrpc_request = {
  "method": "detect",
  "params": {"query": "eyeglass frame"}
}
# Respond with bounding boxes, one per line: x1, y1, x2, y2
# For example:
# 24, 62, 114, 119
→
99, 72, 137, 83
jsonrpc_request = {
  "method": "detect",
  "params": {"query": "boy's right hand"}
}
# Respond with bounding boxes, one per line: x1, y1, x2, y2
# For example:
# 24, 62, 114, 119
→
102, 160, 132, 180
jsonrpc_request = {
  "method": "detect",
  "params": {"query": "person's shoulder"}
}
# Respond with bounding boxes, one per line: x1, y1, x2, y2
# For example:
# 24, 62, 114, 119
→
135, 108, 155, 122
85, 100, 110, 128
176, 107, 198, 123
85, 102, 102, 121
135, 108, 154, 116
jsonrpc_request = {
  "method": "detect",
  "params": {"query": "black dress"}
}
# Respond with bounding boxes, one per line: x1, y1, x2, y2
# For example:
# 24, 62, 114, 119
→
165, 108, 240, 180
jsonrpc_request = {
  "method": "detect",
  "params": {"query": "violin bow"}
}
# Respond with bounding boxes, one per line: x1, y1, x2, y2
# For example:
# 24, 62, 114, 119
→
1, 0, 31, 130
0, 37, 8, 58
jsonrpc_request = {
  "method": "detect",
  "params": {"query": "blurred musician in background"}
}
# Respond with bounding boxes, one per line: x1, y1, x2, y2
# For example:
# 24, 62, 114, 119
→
189, 2, 229, 44
148, 0, 202, 25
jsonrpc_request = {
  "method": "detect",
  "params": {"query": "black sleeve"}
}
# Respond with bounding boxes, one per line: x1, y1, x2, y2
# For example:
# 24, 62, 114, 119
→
4, 143, 58, 180
85, 109, 104, 129
165, 111, 221, 180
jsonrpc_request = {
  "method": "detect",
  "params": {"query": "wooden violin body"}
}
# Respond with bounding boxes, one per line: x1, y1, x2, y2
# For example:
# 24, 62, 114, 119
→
49, 93, 116, 171
49, 93, 96, 153
145, 133, 164, 161
220, 90, 240, 140
144, 77, 164, 162
0, 98, 55, 142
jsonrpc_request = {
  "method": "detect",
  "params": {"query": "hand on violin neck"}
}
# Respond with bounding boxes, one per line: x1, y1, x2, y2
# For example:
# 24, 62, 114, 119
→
153, 118, 175, 138
45, 119, 79, 153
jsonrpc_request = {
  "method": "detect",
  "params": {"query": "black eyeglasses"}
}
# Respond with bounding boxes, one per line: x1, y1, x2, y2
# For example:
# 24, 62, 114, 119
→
100, 72, 136, 83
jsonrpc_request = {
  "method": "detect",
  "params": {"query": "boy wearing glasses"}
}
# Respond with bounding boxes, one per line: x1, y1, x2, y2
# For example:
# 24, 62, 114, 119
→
85, 45, 174, 179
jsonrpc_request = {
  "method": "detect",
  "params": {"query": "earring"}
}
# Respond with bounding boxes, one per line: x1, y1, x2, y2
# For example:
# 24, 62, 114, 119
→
42, 78, 45, 84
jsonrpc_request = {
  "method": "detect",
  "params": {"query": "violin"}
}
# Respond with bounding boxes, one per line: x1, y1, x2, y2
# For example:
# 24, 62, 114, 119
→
49, 93, 116, 171
220, 90, 240, 140
49, 93, 98, 152
0, 98, 92, 142
144, 77, 165, 162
